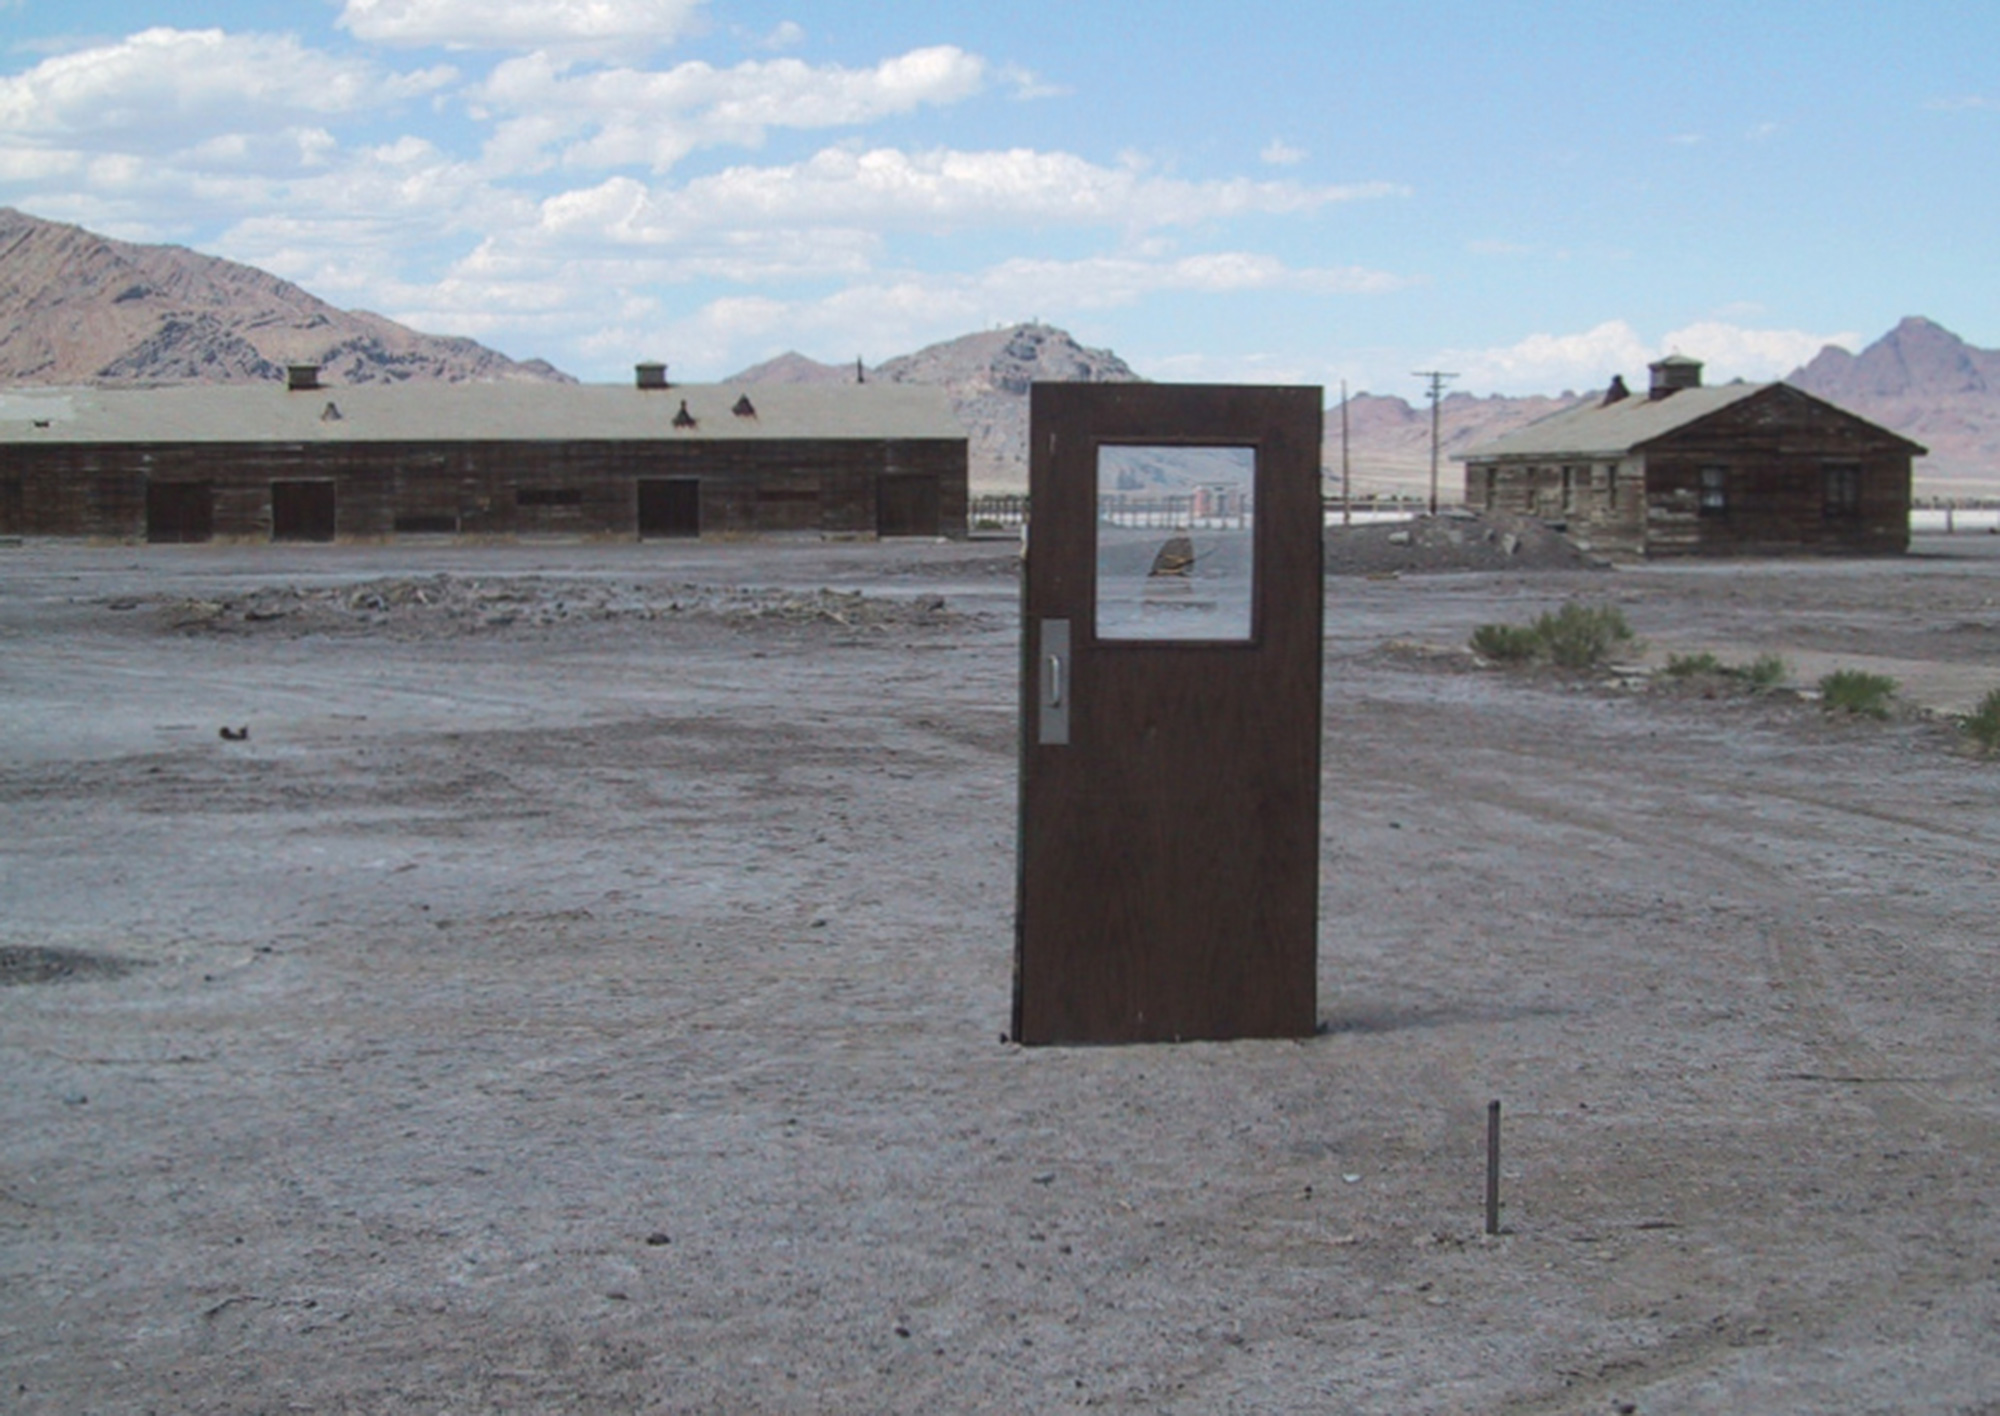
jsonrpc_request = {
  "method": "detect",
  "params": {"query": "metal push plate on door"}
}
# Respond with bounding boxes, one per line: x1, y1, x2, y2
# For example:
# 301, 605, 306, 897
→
1038, 618, 1070, 745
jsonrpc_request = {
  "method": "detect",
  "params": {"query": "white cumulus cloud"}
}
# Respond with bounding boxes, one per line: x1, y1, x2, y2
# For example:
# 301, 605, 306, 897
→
339, 0, 707, 53
1438, 319, 1861, 396
522, 147, 1402, 239
0, 28, 452, 141
628, 250, 1410, 376
473, 47, 989, 173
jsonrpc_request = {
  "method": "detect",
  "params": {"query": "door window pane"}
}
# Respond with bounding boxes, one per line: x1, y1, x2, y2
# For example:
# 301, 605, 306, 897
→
1095, 444, 1255, 641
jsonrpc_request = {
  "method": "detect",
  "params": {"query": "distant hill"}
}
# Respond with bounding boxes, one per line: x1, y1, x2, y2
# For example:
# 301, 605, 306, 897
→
729, 323, 1140, 490
728, 351, 864, 386
1787, 316, 2000, 492
1332, 318, 2000, 501
729, 318, 2000, 498
1325, 389, 1586, 502
0, 207, 570, 387
7, 205, 1988, 496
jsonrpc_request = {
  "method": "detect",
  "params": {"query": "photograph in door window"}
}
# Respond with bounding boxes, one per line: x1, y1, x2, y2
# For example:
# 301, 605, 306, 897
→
1095, 444, 1255, 641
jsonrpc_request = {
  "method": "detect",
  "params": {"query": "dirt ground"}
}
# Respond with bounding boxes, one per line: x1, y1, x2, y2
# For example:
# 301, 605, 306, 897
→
3, 531, 1999, 1414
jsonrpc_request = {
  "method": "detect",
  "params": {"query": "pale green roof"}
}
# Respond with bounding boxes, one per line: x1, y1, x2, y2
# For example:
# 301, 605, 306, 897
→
1456, 383, 1767, 462
0, 380, 965, 445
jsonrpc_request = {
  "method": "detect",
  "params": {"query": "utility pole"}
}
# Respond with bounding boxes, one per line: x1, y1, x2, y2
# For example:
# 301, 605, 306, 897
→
1340, 378, 1352, 526
1413, 369, 1457, 516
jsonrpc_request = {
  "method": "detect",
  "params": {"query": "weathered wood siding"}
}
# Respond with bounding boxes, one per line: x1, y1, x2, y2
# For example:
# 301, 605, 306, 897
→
1641, 388, 1911, 557
1463, 455, 1647, 556
0, 436, 968, 541
1467, 384, 1915, 558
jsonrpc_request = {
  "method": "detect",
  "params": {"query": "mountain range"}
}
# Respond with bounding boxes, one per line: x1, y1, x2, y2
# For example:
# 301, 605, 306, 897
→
0, 208, 567, 387
2, 207, 1993, 496
731, 324, 1141, 490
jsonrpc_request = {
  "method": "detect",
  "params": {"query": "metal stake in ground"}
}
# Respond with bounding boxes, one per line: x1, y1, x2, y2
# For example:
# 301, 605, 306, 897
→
1486, 1099, 1502, 1236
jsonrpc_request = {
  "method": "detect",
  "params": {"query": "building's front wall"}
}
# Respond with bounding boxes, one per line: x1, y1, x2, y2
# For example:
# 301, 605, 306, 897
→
1639, 391, 1911, 557
1464, 387, 1914, 559
1463, 455, 1648, 556
0, 436, 969, 542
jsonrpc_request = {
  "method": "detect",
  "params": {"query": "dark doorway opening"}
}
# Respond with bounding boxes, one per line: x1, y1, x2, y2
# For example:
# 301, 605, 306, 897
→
271, 480, 337, 542
877, 473, 941, 537
638, 478, 701, 538
146, 481, 214, 544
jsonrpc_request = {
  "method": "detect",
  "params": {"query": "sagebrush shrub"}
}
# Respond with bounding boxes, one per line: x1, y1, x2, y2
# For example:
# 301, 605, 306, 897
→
1664, 651, 1723, 678
1962, 687, 2000, 755
1470, 622, 1542, 662
1738, 654, 1787, 692
1533, 602, 1634, 669
1819, 669, 1897, 720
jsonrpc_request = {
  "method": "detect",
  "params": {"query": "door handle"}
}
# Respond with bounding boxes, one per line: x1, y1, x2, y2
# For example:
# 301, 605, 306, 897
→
1038, 618, 1070, 745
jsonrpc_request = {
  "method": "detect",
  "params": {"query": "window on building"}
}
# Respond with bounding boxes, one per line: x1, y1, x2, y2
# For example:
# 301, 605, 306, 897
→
1698, 465, 1728, 517
1604, 464, 1618, 511
1823, 463, 1862, 518
1483, 465, 1499, 509
1560, 465, 1578, 513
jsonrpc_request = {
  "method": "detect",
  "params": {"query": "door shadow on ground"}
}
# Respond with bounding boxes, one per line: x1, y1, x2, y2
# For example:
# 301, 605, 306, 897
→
1317, 1002, 1573, 1036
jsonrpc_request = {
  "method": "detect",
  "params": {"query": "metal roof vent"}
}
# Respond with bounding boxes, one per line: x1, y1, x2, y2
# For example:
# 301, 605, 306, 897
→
1648, 355, 1702, 400
732, 394, 757, 418
1602, 373, 1631, 406
320, 401, 343, 422
636, 362, 669, 390
673, 399, 697, 429
286, 364, 322, 392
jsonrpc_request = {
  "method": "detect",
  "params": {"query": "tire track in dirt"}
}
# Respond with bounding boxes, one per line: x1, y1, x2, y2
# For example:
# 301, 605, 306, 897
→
1324, 681, 2000, 1413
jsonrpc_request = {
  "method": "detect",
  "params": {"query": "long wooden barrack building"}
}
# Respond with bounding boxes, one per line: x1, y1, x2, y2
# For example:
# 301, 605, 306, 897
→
0, 365, 969, 543
1457, 356, 1924, 557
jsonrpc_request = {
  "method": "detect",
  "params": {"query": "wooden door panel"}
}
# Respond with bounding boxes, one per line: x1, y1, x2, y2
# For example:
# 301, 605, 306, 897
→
1014, 384, 1322, 1044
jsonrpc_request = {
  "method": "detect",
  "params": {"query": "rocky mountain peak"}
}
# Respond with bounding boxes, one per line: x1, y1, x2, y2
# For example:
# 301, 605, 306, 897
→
872, 321, 1141, 396
726, 322, 1140, 489
0, 206, 570, 387
1789, 315, 1997, 400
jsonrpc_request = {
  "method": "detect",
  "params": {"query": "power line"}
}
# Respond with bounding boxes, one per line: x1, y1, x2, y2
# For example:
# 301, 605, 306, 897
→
1413, 370, 1458, 516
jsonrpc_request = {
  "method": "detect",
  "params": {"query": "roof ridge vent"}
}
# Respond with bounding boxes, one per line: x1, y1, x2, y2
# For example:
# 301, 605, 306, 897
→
286, 363, 322, 392
636, 361, 669, 390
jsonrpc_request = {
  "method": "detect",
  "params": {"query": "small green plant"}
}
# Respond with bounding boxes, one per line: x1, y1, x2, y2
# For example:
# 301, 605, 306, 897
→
1664, 651, 1724, 678
1534, 602, 1635, 669
1818, 668, 1898, 720
1738, 654, 1787, 692
1470, 622, 1541, 662
1962, 686, 2000, 755
1471, 601, 1635, 669
1661, 650, 1787, 693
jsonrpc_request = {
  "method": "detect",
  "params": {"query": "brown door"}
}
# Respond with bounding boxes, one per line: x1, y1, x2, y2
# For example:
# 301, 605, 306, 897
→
877, 473, 940, 536
1014, 383, 1323, 1045
638, 478, 701, 538
271, 480, 337, 542
145, 481, 214, 544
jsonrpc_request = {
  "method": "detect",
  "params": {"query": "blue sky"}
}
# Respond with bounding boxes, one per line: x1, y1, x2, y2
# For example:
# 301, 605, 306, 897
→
3, 0, 1995, 396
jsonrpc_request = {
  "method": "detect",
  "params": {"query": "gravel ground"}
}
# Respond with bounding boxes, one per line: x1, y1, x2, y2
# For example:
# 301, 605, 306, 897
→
2, 533, 1998, 1414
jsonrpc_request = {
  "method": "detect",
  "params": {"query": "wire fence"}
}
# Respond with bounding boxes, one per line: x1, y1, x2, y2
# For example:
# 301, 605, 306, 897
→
972, 494, 2000, 535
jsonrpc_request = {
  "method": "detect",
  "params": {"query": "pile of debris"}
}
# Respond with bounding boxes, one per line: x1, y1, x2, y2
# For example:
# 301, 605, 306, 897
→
138, 575, 967, 639
1325, 510, 1602, 576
